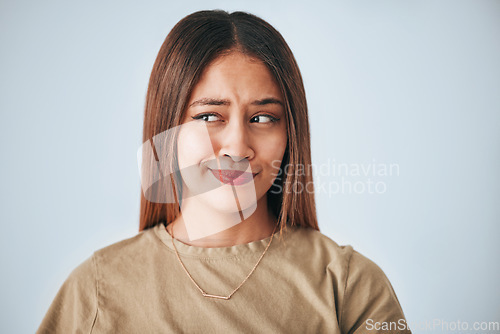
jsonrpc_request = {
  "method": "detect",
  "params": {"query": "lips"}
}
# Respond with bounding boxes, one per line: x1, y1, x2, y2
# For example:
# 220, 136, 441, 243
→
209, 169, 257, 186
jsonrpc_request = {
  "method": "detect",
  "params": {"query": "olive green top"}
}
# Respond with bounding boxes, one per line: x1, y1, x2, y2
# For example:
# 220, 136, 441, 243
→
37, 223, 411, 333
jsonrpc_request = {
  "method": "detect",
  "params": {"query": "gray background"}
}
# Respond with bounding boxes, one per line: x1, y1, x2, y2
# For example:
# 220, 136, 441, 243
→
1, 0, 499, 332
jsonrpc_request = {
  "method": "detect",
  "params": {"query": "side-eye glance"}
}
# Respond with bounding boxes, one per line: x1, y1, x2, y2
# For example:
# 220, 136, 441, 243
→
191, 112, 280, 124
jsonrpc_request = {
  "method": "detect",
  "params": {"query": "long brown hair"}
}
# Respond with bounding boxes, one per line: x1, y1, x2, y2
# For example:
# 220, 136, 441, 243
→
139, 10, 318, 234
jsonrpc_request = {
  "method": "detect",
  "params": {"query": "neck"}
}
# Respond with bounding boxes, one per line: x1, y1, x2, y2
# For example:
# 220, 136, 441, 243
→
168, 195, 277, 248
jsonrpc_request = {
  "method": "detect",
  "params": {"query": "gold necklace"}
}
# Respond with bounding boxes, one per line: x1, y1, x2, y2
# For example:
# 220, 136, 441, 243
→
168, 222, 278, 300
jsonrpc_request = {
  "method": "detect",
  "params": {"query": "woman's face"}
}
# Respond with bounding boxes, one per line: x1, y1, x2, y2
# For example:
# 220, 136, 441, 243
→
176, 51, 287, 214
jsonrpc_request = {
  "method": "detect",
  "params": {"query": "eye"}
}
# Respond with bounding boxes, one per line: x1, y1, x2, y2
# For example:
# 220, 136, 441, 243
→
191, 113, 221, 123
250, 114, 280, 124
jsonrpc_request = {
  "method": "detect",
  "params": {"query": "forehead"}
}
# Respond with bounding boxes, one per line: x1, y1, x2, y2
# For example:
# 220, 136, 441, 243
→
189, 52, 283, 101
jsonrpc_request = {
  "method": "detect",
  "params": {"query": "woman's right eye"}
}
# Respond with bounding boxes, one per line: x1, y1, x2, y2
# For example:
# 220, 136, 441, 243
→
191, 113, 221, 122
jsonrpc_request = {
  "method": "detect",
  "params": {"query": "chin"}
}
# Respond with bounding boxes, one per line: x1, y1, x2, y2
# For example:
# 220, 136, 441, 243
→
199, 184, 259, 214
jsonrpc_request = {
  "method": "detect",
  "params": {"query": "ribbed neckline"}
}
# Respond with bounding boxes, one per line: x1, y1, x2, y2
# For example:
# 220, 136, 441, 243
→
153, 222, 292, 259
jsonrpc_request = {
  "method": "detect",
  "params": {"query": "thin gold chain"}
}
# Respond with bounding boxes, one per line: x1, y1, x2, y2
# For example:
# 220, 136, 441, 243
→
168, 223, 278, 300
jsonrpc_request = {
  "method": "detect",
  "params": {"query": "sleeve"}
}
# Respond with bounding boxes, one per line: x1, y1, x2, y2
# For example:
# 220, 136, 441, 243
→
340, 251, 411, 334
37, 254, 99, 334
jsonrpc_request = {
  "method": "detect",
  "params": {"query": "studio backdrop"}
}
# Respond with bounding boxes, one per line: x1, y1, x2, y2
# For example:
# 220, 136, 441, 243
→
0, 0, 499, 333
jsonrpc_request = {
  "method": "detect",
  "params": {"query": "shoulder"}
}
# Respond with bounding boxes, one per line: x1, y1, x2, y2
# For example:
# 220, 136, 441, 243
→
286, 226, 387, 275
345, 249, 394, 288
55, 227, 157, 286
96, 226, 156, 253
287, 228, 409, 331
284, 226, 402, 302
282, 226, 354, 270
91, 225, 159, 264
38, 227, 158, 333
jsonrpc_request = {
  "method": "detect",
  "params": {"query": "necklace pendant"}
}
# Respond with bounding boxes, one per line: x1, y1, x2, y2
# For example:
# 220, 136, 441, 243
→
202, 293, 231, 300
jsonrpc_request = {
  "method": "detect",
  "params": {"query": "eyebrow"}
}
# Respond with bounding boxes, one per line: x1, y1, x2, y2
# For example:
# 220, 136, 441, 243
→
188, 97, 284, 108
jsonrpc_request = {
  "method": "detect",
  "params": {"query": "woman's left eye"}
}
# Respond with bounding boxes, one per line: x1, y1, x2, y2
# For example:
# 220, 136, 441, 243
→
250, 115, 279, 123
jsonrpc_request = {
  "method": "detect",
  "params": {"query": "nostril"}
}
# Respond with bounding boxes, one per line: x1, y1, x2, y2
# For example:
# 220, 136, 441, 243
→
218, 155, 251, 170
223, 154, 246, 162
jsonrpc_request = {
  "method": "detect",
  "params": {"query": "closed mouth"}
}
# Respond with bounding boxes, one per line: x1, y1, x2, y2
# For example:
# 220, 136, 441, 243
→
209, 169, 258, 185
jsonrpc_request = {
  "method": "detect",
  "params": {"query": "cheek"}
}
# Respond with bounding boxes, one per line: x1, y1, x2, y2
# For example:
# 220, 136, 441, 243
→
176, 124, 215, 169
258, 130, 288, 169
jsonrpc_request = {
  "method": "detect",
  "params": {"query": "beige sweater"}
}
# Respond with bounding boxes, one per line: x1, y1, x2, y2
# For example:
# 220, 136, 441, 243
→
37, 223, 411, 333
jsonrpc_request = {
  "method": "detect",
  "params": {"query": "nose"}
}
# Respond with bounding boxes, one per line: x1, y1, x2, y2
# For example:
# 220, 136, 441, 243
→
218, 118, 255, 163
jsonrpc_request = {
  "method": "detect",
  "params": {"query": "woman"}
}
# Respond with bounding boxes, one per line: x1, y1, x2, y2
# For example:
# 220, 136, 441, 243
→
38, 10, 411, 333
